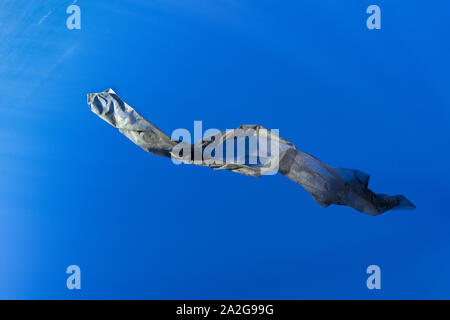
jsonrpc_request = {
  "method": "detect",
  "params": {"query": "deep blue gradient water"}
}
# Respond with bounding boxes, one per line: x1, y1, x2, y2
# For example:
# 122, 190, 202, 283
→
0, 0, 449, 299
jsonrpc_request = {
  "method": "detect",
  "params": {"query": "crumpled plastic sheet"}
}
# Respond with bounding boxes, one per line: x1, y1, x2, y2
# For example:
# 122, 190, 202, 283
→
87, 88, 416, 216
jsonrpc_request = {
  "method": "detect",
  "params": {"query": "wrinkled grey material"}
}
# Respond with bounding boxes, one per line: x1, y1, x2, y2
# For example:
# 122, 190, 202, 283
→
87, 88, 416, 216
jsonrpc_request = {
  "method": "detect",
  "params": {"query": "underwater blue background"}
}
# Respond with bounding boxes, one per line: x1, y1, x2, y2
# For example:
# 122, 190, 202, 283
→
0, 0, 449, 299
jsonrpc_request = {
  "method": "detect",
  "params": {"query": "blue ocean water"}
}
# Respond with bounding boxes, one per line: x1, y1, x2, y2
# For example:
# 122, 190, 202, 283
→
0, 0, 449, 299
